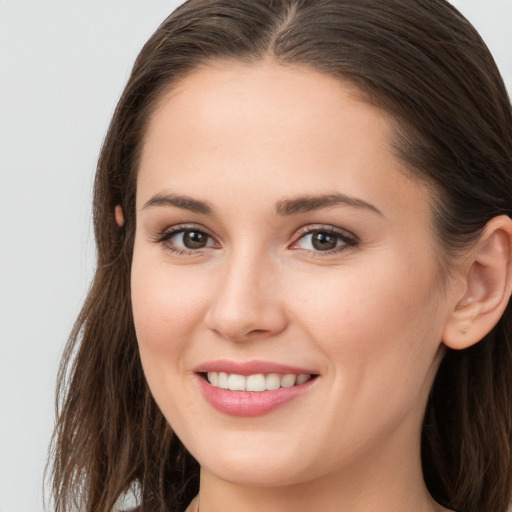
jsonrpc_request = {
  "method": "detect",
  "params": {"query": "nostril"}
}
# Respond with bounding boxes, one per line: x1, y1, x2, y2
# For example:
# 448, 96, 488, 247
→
247, 329, 268, 336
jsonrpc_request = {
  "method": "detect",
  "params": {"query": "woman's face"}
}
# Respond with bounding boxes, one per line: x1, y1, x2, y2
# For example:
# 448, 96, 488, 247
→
131, 61, 461, 487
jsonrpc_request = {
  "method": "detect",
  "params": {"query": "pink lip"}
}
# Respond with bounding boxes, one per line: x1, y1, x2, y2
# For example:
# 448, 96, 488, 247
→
194, 360, 319, 417
194, 359, 317, 376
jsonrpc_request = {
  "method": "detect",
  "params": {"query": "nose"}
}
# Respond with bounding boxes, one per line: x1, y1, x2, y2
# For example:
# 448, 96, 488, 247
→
204, 252, 288, 342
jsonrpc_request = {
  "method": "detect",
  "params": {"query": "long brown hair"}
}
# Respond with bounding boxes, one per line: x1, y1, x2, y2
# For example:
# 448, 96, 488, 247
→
48, 1, 512, 511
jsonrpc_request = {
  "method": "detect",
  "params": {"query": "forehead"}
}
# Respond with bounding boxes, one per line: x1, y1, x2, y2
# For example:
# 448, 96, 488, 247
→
137, 60, 431, 226
144, 60, 391, 151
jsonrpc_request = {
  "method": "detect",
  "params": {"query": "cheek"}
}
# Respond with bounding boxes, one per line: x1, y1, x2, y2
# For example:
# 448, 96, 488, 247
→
131, 252, 209, 361
288, 252, 444, 378
130, 253, 212, 424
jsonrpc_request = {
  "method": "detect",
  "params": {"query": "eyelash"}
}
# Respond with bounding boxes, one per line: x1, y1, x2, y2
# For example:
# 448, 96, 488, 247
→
152, 224, 218, 256
290, 225, 359, 255
152, 224, 359, 256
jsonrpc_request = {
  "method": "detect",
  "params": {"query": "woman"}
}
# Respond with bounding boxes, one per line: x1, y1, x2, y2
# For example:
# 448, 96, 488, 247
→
49, 1, 512, 511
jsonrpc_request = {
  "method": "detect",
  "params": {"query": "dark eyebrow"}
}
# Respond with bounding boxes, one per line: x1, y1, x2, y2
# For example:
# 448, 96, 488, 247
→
275, 193, 383, 216
142, 193, 213, 215
142, 192, 382, 217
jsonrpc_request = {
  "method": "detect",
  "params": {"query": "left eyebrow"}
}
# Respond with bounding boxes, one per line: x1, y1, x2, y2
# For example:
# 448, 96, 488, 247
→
275, 193, 383, 216
142, 193, 213, 215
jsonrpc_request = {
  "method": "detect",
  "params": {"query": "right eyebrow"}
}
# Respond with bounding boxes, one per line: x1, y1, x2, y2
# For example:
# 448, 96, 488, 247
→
142, 193, 213, 215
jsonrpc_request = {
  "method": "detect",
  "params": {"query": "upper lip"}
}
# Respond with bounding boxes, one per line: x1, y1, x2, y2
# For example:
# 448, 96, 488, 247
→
194, 359, 318, 376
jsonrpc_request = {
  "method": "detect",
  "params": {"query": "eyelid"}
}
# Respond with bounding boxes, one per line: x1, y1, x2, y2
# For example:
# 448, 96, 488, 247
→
151, 222, 358, 256
289, 224, 359, 252
151, 223, 220, 253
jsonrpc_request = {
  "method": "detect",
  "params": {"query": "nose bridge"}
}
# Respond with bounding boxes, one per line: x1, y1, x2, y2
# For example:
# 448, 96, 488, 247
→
205, 245, 286, 341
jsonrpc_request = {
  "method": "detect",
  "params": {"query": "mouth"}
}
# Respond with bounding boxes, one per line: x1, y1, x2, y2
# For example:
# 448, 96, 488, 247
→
195, 361, 319, 417
201, 371, 314, 392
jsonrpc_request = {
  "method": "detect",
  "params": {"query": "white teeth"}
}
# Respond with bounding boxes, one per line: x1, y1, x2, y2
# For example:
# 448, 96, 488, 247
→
265, 373, 281, 390
246, 374, 266, 392
206, 372, 313, 392
280, 374, 296, 388
208, 371, 219, 386
228, 374, 246, 391
218, 372, 229, 389
296, 374, 311, 385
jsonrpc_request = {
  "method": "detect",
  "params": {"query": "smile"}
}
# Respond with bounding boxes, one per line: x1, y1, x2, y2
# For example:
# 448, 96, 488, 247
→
206, 371, 312, 392
195, 362, 319, 417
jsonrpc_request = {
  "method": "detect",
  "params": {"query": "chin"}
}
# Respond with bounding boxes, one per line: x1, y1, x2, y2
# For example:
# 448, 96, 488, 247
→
201, 457, 310, 488
187, 434, 316, 487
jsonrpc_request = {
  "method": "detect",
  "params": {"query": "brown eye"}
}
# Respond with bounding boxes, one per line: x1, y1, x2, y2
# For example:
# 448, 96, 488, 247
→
311, 231, 338, 251
293, 227, 358, 253
158, 227, 217, 253
182, 230, 209, 249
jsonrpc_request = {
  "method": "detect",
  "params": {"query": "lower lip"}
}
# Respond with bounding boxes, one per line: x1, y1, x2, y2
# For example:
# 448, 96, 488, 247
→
196, 375, 317, 417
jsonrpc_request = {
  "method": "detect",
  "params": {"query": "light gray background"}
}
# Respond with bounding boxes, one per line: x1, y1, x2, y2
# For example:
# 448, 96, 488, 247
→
0, 1, 511, 511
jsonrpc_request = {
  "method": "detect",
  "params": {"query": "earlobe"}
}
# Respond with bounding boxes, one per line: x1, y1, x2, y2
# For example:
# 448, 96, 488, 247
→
115, 205, 125, 227
443, 215, 512, 350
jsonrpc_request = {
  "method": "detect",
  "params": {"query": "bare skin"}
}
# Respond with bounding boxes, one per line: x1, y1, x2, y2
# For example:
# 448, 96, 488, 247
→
129, 60, 512, 512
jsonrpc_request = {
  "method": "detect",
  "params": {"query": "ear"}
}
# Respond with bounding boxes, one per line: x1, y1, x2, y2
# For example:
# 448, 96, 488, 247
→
443, 215, 512, 350
115, 205, 125, 227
